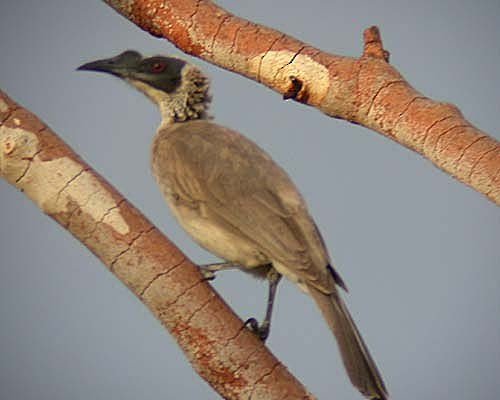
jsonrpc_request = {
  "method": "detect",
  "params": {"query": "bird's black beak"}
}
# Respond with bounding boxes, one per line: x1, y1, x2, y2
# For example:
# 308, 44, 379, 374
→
77, 57, 127, 77
77, 59, 115, 73
77, 50, 142, 77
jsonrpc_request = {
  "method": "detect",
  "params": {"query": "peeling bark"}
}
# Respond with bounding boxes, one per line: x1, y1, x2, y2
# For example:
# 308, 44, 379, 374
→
103, 0, 500, 205
0, 89, 316, 400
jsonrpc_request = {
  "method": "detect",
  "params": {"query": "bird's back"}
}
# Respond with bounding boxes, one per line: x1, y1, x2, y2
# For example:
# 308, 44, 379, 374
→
151, 119, 338, 294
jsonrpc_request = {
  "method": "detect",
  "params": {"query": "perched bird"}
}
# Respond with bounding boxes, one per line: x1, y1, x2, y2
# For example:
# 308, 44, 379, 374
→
78, 50, 388, 400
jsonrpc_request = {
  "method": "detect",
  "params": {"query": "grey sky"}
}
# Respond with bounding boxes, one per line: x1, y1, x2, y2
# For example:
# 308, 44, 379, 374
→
0, 1, 499, 399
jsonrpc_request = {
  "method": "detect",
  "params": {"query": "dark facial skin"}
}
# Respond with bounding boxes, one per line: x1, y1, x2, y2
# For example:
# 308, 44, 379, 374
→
78, 50, 186, 93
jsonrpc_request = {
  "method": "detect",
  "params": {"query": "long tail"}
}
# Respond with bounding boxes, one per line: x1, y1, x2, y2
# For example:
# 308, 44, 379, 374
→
307, 284, 388, 399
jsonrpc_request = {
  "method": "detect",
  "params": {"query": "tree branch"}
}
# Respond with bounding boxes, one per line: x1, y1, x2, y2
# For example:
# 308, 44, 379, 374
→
103, 0, 500, 205
0, 89, 316, 400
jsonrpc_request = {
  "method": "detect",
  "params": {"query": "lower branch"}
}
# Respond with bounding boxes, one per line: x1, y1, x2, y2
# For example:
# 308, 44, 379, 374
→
0, 89, 315, 400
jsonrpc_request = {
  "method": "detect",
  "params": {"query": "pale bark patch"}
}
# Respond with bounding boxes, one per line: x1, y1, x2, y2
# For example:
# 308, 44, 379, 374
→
0, 126, 130, 235
251, 50, 329, 104
0, 126, 39, 183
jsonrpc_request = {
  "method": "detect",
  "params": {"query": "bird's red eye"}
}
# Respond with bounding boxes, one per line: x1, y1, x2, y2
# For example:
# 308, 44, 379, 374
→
151, 62, 165, 73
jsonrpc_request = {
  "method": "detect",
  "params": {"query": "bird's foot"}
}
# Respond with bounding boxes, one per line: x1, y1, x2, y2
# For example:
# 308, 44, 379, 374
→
244, 318, 270, 342
199, 267, 216, 281
199, 262, 238, 281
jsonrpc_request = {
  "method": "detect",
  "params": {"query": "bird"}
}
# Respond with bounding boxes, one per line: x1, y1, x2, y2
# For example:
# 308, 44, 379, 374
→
78, 50, 388, 400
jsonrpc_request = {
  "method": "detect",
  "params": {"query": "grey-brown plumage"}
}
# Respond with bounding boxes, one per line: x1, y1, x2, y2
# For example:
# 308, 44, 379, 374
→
78, 50, 388, 400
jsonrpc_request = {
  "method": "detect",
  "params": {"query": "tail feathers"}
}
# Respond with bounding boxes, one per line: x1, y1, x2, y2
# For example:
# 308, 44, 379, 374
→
308, 285, 388, 400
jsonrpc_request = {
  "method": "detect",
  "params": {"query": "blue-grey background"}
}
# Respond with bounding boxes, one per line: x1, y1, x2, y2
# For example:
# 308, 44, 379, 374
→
1, 1, 499, 399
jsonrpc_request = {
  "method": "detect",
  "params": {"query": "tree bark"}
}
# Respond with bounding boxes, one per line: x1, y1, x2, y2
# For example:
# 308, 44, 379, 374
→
0, 89, 316, 400
103, 0, 500, 205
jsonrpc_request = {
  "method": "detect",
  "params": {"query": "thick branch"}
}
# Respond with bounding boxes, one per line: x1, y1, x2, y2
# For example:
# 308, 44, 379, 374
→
103, 0, 500, 205
0, 89, 315, 400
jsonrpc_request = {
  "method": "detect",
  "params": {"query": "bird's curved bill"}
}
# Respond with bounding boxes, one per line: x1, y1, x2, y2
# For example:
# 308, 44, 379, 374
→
77, 51, 142, 77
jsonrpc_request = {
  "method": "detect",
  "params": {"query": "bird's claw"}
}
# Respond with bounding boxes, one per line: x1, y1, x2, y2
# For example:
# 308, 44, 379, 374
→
199, 268, 216, 281
244, 317, 269, 342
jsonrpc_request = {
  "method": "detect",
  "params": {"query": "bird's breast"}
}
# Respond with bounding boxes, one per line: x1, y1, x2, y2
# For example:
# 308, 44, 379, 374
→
164, 193, 270, 268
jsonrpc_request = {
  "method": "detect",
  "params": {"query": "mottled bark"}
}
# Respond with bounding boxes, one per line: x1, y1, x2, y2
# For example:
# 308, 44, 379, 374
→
103, 0, 500, 205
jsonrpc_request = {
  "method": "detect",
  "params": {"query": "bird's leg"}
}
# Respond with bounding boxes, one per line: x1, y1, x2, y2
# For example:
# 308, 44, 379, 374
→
198, 262, 238, 281
245, 269, 282, 342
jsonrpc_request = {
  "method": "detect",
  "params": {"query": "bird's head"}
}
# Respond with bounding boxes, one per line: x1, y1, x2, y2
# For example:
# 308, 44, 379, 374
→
78, 50, 211, 123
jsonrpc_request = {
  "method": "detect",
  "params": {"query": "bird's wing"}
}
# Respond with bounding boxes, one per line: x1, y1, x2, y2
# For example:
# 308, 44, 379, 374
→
155, 121, 338, 292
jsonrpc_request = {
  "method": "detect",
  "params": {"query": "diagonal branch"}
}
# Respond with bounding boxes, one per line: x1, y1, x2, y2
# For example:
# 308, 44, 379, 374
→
103, 0, 500, 205
0, 89, 316, 400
